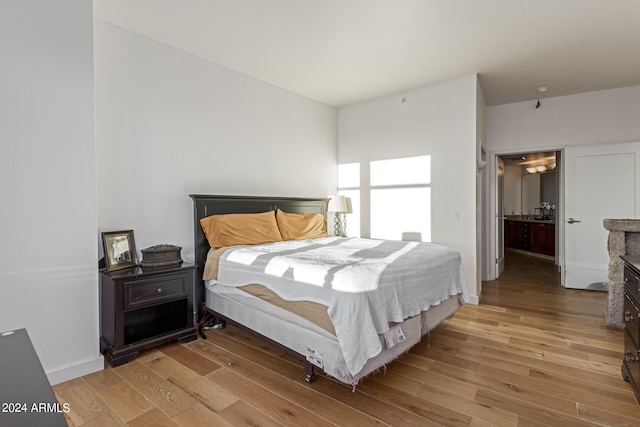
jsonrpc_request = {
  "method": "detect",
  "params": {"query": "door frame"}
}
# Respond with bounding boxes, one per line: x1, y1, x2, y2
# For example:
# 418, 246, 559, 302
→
486, 147, 564, 283
496, 157, 505, 278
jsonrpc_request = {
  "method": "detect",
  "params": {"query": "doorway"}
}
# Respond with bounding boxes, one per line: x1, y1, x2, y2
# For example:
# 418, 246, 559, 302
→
498, 249, 561, 286
496, 150, 560, 279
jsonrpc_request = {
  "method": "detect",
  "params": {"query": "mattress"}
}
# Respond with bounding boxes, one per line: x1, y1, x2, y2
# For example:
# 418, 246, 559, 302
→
205, 282, 460, 386
211, 237, 469, 375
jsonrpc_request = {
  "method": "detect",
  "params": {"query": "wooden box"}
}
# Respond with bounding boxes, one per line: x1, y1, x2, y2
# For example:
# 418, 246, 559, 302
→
140, 244, 183, 269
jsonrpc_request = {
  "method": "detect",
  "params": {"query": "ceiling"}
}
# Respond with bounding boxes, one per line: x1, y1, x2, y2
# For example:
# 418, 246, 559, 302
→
500, 151, 556, 168
93, 0, 640, 108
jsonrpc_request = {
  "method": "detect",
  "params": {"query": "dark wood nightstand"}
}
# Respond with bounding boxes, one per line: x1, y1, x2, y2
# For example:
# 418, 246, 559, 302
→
621, 255, 640, 404
99, 263, 197, 367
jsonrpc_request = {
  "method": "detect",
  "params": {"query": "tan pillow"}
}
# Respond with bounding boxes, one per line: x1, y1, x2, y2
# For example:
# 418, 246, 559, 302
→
276, 209, 328, 240
200, 211, 283, 248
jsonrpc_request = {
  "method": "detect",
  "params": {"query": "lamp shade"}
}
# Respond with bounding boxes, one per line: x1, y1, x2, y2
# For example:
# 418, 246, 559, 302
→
344, 197, 353, 214
328, 195, 348, 213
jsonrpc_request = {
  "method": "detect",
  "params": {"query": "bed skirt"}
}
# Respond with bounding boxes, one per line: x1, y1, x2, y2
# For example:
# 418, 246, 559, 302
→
205, 287, 461, 386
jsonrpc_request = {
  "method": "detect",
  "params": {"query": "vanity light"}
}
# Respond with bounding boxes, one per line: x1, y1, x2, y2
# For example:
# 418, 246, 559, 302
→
527, 164, 554, 174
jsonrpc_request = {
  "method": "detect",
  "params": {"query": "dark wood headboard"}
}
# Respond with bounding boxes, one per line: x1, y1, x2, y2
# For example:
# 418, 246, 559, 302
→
189, 194, 329, 316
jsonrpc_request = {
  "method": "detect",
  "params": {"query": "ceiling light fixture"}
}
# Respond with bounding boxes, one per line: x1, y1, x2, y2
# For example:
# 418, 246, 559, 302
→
526, 163, 554, 174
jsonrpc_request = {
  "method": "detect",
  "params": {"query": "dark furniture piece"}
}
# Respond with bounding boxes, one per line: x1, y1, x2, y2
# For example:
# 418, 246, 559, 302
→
504, 219, 526, 251
530, 222, 555, 256
504, 219, 555, 257
0, 328, 67, 427
100, 264, 198, 367
622, 255, 640, 404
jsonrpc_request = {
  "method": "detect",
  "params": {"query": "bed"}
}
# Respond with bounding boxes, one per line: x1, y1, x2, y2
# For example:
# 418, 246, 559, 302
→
190, 194, 469, 387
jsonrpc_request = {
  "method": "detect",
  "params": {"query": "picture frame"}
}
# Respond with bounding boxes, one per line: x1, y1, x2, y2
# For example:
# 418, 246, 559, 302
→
102, 230, 138, 272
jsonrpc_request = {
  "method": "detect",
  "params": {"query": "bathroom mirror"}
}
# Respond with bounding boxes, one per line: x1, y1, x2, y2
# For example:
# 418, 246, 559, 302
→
520, 170, 558, 215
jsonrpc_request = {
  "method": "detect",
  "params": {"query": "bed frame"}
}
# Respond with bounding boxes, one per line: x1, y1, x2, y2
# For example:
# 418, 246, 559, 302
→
190, 194, 463, 386
190, 194, 329, 381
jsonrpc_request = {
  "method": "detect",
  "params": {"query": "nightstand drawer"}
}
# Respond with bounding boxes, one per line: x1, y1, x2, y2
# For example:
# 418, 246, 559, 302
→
625, 291, 640, 347
124, 274, 188, 310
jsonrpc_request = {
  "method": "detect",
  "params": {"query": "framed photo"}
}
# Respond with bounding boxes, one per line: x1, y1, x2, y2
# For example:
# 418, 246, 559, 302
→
102, 230, 138, 272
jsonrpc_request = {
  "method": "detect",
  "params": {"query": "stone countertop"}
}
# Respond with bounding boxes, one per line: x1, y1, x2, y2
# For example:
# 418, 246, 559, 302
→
603, 218, 640, 232
504, 215, 556, 225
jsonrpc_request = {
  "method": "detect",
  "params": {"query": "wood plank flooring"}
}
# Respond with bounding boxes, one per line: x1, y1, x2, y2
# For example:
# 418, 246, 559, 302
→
54, 251, 640, 426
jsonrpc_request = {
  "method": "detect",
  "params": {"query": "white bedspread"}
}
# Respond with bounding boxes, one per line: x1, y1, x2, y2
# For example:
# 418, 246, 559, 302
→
216, 237, 469, 375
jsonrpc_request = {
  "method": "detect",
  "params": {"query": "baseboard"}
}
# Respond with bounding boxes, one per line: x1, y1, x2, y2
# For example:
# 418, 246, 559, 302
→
46, 355, 104, 386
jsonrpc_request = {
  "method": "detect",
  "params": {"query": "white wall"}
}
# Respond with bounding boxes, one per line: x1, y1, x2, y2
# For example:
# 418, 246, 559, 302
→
338, 75, 481, 302
0, 0, 102, 384
486, 85, 640, 280
94, 21, 337, 262
476, 79, 487, 292
487, 85, 640, 153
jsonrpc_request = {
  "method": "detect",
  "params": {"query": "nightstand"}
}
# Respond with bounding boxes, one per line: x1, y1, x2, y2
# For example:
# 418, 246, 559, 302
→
99, 263, 197, 367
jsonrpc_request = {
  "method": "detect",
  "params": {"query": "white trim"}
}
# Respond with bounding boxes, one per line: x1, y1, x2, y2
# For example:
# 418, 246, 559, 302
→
486, 147, 565, 282
47, 356, 104, 386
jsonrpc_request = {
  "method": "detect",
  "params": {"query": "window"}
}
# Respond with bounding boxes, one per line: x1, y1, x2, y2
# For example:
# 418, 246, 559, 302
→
338, 156, 431, 241
337, 163, 360, 237
370, 156, 431, 186
370, 155, 431, 241
338, 163, 360, 188
371, 187, 430, 241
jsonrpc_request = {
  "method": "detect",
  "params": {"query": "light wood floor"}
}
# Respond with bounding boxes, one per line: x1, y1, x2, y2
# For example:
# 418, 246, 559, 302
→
54, 252, 640, 426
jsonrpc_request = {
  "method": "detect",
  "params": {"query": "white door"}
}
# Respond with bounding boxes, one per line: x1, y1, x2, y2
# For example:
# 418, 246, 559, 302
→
496, 158, 505, 278
564, 142, 640, 289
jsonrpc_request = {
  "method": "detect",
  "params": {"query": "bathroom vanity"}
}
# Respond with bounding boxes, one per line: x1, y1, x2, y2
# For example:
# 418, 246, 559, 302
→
504, 216, 555, 257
